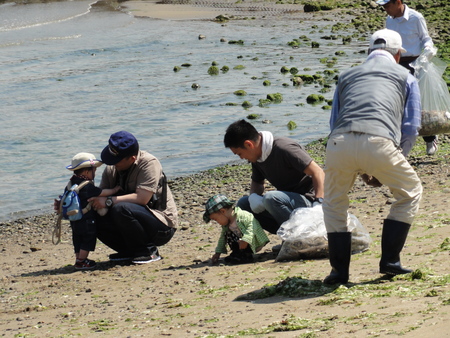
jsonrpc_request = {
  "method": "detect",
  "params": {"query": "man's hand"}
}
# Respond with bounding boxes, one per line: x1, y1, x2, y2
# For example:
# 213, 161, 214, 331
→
424, 46, 437, 61
360, 174, 382, 187
88, 196, 107, 210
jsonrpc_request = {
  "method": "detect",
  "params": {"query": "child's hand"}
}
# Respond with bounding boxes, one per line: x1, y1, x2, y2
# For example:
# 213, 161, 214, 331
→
112, 186, 121, 194
211, 253, 221, 264
238, 240, 248, 250
53, 198, 61, 214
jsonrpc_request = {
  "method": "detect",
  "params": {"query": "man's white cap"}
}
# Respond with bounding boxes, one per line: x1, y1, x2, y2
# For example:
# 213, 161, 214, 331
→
370, 29, 406, 53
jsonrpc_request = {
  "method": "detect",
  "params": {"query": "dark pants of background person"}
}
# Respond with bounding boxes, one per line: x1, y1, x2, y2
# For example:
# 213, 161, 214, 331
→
97, 202, 175, 257
400, 56, 435, 145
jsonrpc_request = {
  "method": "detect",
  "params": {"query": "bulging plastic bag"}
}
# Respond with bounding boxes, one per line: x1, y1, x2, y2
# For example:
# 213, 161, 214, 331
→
277, 205, 327, 243
411, 49, 450, 136
276, 205, 372, 261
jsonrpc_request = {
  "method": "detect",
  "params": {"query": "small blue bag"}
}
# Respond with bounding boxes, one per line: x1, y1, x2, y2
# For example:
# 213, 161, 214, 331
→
61, 181, 91, 221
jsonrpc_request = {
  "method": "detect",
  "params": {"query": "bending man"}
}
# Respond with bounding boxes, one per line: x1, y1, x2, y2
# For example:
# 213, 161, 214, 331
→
323, 29, 422, 284
224, 119, 324, 235
90, 131, 178, 264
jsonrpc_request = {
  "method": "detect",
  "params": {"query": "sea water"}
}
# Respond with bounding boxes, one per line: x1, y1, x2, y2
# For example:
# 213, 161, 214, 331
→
0, 0, 367, 221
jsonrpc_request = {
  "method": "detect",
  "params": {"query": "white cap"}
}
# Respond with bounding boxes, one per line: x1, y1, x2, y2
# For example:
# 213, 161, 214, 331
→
66, 152, 103, 171
370, 29, 406, 54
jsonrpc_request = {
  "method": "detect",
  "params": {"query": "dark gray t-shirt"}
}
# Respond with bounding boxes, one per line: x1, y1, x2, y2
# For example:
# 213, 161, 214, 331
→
251, 137, 314, 196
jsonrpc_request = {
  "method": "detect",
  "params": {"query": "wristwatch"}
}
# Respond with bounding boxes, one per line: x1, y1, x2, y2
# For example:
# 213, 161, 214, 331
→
313, 197, 324, 204
105, 196, 113, 208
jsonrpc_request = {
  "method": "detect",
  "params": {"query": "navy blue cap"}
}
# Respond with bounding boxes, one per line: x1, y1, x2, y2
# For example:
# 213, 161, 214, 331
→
101, 131, 139, 165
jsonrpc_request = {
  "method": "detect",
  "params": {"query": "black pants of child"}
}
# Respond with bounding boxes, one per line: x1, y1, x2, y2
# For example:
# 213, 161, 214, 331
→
71, 217, 96, 253
224, 231, 254, 264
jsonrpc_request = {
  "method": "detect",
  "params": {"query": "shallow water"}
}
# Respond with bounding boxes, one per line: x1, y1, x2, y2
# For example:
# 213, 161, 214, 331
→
0, 0, 367, 221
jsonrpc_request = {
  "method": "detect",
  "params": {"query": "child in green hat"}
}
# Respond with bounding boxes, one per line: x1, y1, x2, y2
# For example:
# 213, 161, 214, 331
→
204, 194, 269, 264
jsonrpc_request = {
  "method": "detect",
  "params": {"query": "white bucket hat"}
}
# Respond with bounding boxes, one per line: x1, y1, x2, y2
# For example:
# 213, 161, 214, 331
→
66, 152, 103, 171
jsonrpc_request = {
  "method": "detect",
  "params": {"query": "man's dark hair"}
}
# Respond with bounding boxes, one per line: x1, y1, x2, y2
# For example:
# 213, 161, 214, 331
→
224, 119, 259, 148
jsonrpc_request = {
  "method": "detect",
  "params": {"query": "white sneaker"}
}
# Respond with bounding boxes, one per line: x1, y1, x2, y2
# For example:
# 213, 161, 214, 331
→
426, 137, 438, 155
132, 252, 161, 264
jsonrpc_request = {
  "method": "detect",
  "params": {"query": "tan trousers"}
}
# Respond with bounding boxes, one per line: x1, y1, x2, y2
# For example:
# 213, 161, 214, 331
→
323, 133, 422, 232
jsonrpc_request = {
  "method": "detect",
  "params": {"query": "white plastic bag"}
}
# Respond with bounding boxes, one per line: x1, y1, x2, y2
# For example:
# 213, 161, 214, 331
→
347, 214, 372, 254
276, 206, 372, 261
277, 205, 326, 243
411, 49, 450, 136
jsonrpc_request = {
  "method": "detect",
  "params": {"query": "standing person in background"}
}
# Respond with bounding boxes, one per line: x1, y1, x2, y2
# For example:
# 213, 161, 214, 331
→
322, 29, 422, 284
89, 131, 178, 264
377, 0, 438, 155
224, 119, 325, 236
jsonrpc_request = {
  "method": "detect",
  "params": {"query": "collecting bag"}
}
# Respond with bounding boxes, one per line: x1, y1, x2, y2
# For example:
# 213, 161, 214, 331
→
276, 205, 372, 261
412, 50, 450, 136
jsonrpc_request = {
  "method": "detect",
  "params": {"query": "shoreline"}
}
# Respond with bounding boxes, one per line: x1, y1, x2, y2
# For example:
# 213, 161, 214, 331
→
121, 0, 221, 20
120, 0, 307, 20
0, 134, 445, 230
0, 137, 327, 227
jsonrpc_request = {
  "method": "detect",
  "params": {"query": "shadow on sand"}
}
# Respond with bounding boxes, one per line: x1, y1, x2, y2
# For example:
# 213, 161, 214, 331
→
19, 259, 132, 277
234, 275, 396, 303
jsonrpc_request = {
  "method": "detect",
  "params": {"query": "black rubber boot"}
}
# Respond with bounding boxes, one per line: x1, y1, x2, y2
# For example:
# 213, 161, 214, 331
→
379, 219, 412, 275
323, 232, 352, 285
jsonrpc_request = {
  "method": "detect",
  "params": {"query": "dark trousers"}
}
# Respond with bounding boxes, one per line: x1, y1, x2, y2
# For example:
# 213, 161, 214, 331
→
72, 218, 97, 253
237, 192, 311, 234
97, 202, 175, 256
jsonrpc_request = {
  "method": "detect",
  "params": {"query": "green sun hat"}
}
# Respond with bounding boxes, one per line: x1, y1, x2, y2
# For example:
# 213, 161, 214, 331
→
203, 194, 235, 223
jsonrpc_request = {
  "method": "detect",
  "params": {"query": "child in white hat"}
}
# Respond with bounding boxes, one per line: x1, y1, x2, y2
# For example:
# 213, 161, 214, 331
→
63, 152, 120, 270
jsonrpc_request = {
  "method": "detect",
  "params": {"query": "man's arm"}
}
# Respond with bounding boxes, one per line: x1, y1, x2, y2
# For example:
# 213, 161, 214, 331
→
113, 188, 153, 205
303, 160, 325, 199
98, 186, 121, 197
418, 15, 433, 50
249, 180, 264, 195
400, 74, 422, 156
89, 188, 153, 209
329, 88, 340, 131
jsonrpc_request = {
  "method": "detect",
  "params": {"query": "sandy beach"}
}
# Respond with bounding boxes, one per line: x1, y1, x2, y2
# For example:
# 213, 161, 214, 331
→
1, 1, 450, 337
2, 135, 450, 337
121, 0, 327, 21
